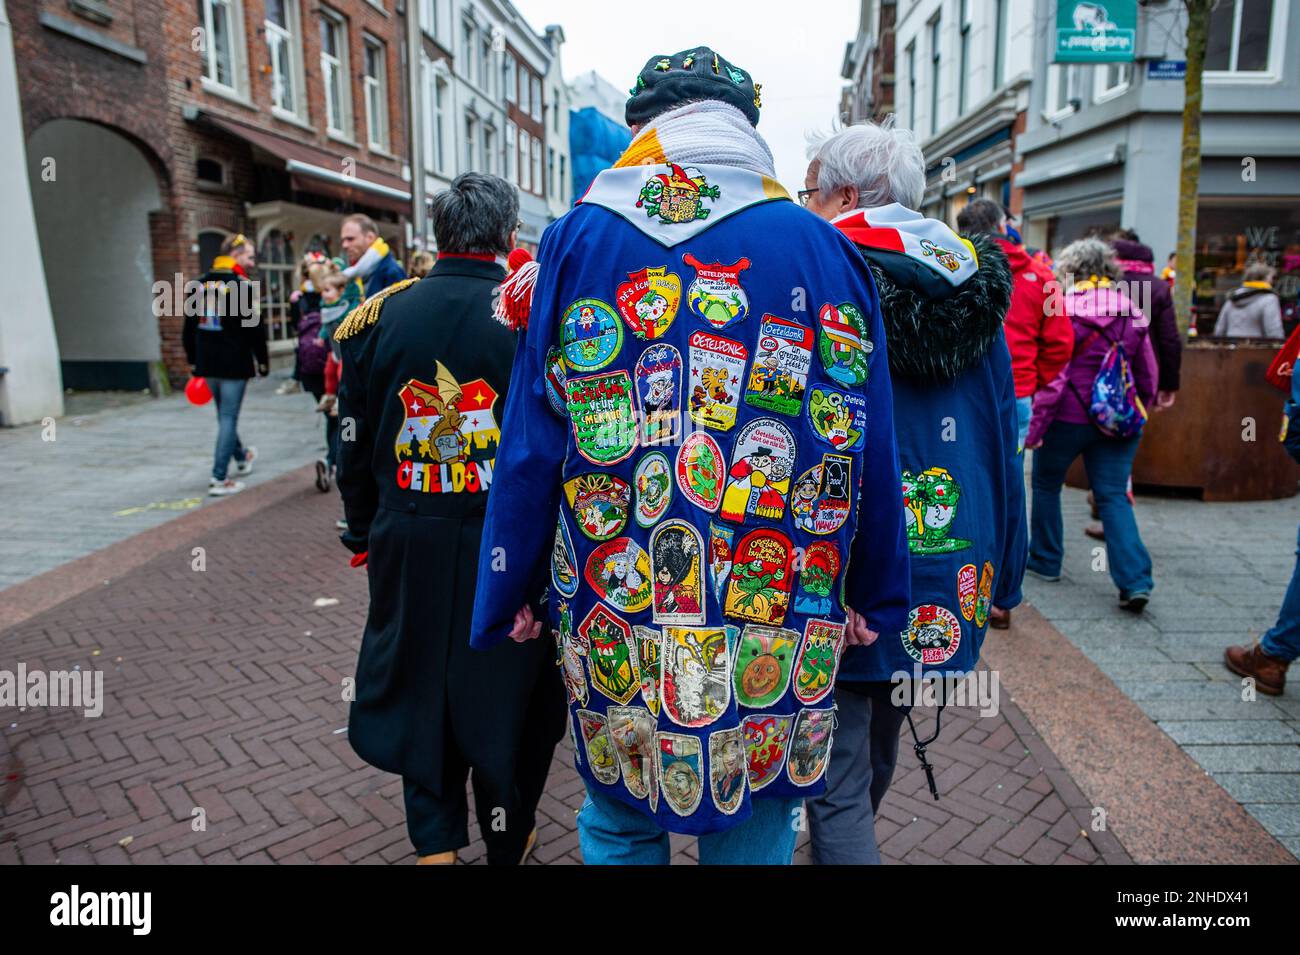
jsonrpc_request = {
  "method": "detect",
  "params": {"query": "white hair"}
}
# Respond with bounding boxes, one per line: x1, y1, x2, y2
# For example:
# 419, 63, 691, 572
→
806, 116, 927, 211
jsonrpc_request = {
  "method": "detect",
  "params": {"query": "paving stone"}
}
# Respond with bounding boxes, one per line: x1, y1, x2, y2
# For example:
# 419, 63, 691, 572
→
1211, 772, 1300, 804
1180, 745, 1300, 774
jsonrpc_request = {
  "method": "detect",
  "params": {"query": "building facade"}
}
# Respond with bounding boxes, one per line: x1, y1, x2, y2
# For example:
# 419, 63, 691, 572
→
1017, 0, 1299, 326
567, 69, 630, 201
839, 0, 896, 125
14, 0, 413, 392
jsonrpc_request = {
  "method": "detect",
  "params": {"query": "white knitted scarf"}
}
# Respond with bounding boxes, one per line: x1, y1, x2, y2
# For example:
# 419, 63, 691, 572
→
617, 100, 776, 177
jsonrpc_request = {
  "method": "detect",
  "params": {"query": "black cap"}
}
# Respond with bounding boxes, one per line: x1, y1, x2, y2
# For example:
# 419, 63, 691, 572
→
625, 47, 762, 128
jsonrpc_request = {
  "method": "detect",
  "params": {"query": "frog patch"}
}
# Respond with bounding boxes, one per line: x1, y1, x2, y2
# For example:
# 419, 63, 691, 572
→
561, 297, 623, 372
675, 431, 725, 513
580, 603, 640, 705
683, 253, 750, 329
792, 618, 846, 705
723, 528, 795, 626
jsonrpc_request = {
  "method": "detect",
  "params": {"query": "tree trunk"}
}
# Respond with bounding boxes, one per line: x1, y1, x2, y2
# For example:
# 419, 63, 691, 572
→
1174, 0, 1211, 335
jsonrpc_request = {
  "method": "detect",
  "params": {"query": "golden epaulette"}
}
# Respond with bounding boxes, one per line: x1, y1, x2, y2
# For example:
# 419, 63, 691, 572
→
333, 278, 419, 342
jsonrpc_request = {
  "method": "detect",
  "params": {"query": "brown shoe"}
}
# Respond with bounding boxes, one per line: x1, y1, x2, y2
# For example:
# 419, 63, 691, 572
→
1084, 523, 1105, 541
519, 827, 539, 865
1223, 643, 1289, 696
416, 850, 457, 865
989, 607, 1011, 630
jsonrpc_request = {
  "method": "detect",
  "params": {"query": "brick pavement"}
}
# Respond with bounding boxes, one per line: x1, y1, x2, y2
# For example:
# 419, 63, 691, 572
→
1, 479, 1130, 865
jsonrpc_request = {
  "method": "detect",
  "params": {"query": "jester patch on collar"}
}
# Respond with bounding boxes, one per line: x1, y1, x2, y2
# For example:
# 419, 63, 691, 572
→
807, 386, 866, 452
564, 473, 630, 542
683, 254, 751, 329
903, 604, 963, 665
637, 164, 720, 224
634, 343, 683, 446
902, 467, 972, 555
720, 417, 797, 524
566, 371, 637, 466
818, 302, 873, 387
687, 330, 748, 431
790, 454, 852, 536
616, 266, 682, 339
581, 603, 640, 705
561, 298, 623, 372
393, 363, 499, 494
745, 315, 813, 417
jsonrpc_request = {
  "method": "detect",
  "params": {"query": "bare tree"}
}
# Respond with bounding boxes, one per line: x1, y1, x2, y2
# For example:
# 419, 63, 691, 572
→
1174, 0, 1212, 335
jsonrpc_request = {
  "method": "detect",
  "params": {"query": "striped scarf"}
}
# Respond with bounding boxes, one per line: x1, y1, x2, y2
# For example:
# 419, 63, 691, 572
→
614, 101, 776, 177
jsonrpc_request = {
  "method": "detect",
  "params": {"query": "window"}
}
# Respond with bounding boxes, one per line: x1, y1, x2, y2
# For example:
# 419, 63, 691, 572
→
464, 113, 478, 172
505, 120, 517, 182
265, 0, 303, 116
1094, 62, 1131, 102
196, 157, 225, 185
420, 0, 437, 38
364, 38, 388, 150
461, 20, 474, 81
531, 137, 541, 195
559, 154, 566, 204
201, 0, 243, 93
432, 74, 447, 172
520, 129, 531, 191
958, 0, 970, 114
483, 124, 495, 174
552, 88, 560, 131
1206, 0, 1278, 74
992, 0, 1007, 88
905, 42, 916, 130
520, 68, 531, 115
530, 76, 542, 122
1043, 64, 1075, 119
929, 16, 941, 135
320, 11, 350, 136
548, 146, 556, 196
480, 34, 492, 93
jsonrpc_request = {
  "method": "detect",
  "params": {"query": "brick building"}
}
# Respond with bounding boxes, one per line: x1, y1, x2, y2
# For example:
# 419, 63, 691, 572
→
15, 0, 412, 390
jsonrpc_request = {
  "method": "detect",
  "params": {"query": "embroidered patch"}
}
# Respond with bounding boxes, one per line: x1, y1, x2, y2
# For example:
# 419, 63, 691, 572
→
788, 708, 834, 786
608, 705, 657, 801
707, 521, 735, 605
564, 473, 630, 542
657, 732, 704, 816
683, 254, 751, 329
807, 386, 866, 452
733, 625, 798, 709
393, 365, 500, 494
662, 626, 732, 728
570, 712, 583, 767
720, 417, 797, 524
563, 641, 589, 706
743, 713, 793, 792
793, 542, 843, 617
903, 604, 963, 665
561, 298, 623, 371
817, 302, 872, 387
793, 619, 846, 705
580, 603, 641, 705
616, 266, 682, 339
634, 626, 662, 717
902, 467, 971, 554
566, 371, 637, 466
555, 598, 574, 665
709, 727, 748, 815
790, 455, 853, 536
723, 528, 795, 626
544, 346, 569, 417
920, 237, 968, 272
584, 539, 653, 615
634, 343, 683, 446
577, 709, 620, 784
687, 330, 748, 431
551, 514, 579, 598
675, 431, 725, 513
637, 164, 720, 224
633, 452, 673, 527
957, 564, 978, 621
650, 520, 706, 625
744, 315, 814, 417
976, 561, 995, 628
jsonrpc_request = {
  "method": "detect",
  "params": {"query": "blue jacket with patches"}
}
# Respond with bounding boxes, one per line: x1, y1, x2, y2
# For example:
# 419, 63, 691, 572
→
469, 163, 910, 835
834, 228, 1027, 683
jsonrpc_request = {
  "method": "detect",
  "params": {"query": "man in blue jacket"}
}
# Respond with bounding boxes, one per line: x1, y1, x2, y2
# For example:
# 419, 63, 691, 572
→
469, 48, 910, 864
802, 119, 1027, 864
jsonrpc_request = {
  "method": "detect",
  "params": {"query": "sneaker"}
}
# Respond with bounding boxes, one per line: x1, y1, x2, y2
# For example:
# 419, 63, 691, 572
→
275, 379, 300, 395
314, 459, 331, 493
335, 518, 349, 530
1119, 592, 1150, 614
209, 478, 245, 496
1026, 567, 1061, 583
235, 447, 257, 476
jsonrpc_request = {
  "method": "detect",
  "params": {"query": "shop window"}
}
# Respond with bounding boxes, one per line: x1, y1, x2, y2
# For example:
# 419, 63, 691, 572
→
257, 229, 296, 343
1206, 0, 1279, 76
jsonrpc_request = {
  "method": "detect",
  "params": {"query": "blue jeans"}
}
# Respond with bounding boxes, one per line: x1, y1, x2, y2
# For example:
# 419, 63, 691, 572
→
209, 377, 249, 481
1015, 395, 1033, 454
1029, 420, 1153, 597
577, 787, 801, 865
1261, 524, 1300, 662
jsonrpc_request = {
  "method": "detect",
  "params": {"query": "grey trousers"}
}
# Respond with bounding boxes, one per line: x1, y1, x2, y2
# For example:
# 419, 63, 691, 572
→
806, 681, 907, 865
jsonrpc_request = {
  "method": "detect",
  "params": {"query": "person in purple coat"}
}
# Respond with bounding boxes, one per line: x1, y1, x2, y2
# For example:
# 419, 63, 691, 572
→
1025, 237, 1158, 613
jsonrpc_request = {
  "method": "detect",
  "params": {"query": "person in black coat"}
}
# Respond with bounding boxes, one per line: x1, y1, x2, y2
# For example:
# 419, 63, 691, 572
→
182, 233, 269, 496
334, 173, 564, 865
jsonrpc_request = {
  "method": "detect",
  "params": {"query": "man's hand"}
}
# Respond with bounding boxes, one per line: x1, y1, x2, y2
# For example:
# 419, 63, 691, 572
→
508, 604, 544, 643
845, 608, 879, 647
1155, 390, 1176, 411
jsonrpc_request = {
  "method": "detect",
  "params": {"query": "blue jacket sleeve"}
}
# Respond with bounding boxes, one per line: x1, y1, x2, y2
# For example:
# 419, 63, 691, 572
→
844, 282, 911, 637
470, 230, 568, 649
994, 334, 1027, 609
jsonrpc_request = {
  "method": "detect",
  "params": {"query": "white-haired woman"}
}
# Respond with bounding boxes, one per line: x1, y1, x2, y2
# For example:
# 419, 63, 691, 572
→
1024, 237, 1158, 612
1213, 261, 1284, 339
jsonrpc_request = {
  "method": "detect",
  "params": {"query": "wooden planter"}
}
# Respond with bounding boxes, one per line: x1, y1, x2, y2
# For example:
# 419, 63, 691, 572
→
1064, 342, 1297, 501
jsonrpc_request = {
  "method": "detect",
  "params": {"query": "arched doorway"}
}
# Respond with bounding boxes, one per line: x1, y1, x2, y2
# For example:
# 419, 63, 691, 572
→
27, 119, 164, 391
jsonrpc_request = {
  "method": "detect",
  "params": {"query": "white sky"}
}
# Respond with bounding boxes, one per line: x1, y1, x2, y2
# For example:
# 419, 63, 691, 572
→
510, 0, 859, 190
